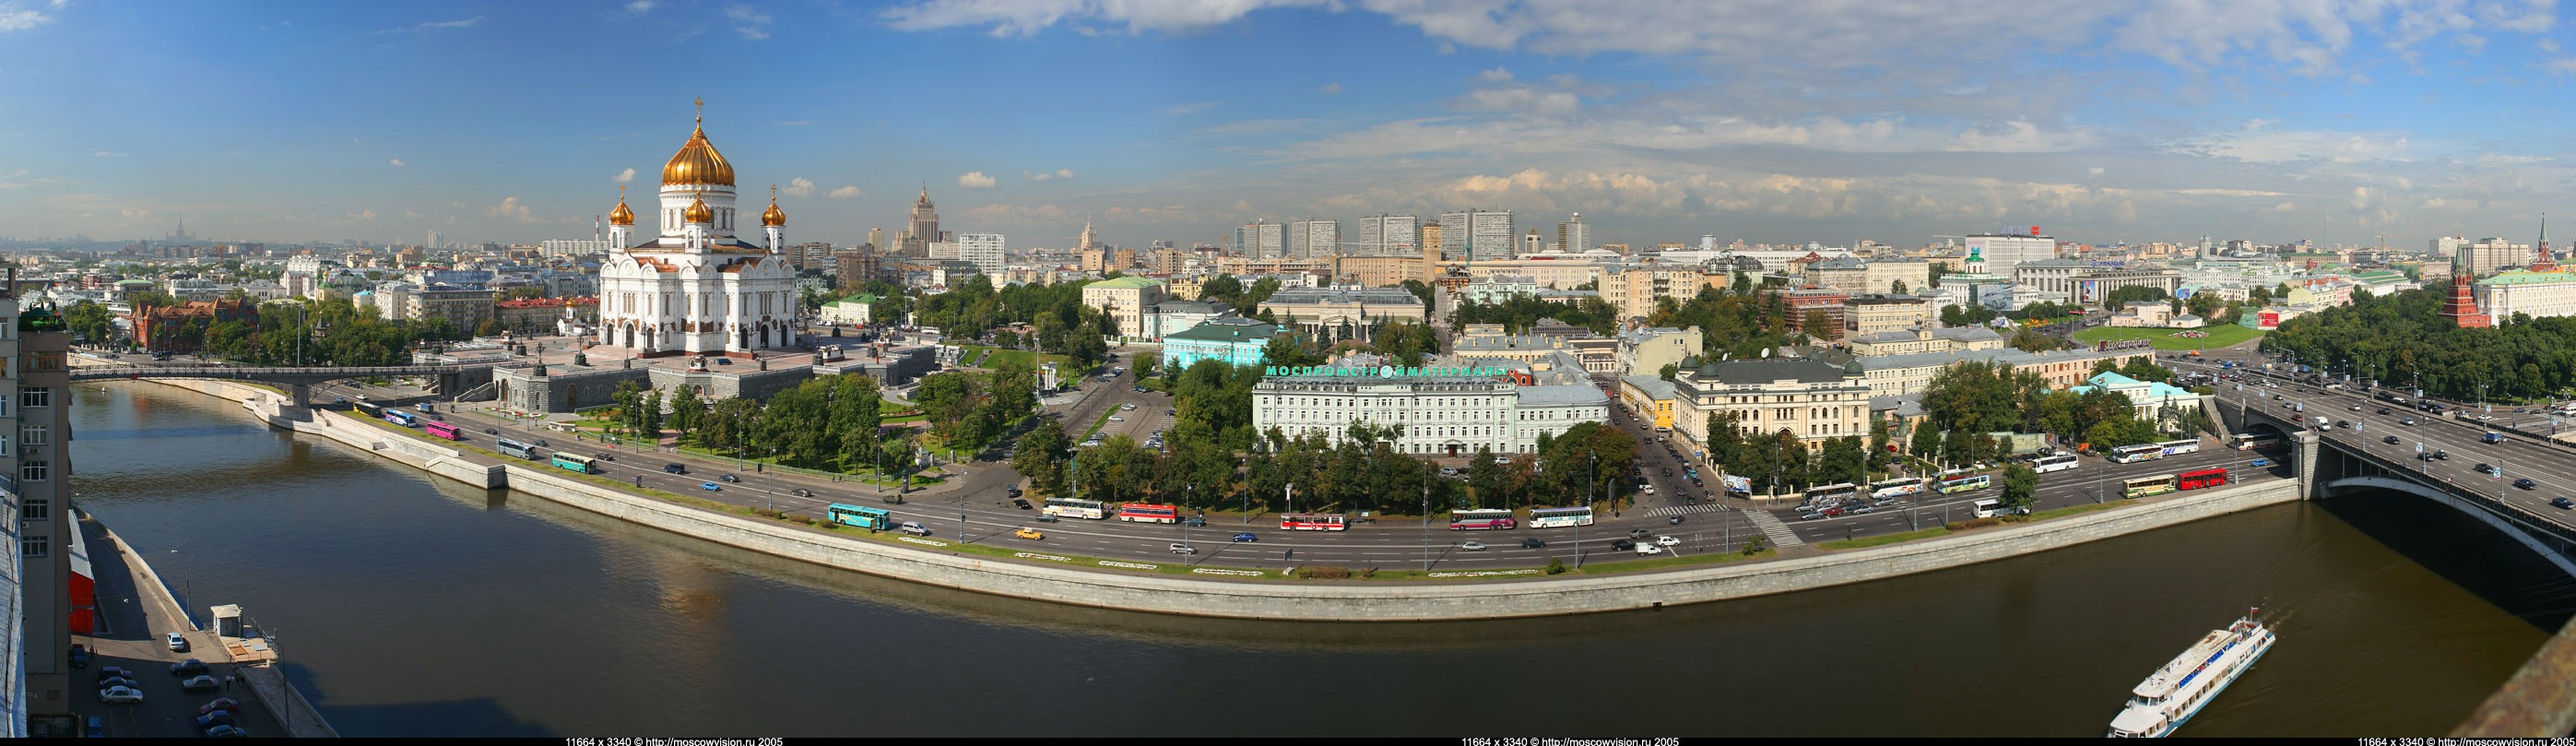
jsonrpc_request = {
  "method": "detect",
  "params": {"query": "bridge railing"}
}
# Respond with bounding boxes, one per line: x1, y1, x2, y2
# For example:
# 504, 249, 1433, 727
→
2322, 432, 2576, 551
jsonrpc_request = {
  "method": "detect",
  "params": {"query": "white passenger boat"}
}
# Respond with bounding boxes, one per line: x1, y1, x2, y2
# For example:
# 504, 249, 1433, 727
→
2107, 609, 2276, 738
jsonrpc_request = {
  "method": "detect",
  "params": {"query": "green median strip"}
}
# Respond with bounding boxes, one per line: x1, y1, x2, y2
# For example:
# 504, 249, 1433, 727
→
1081, 409, 1117, 441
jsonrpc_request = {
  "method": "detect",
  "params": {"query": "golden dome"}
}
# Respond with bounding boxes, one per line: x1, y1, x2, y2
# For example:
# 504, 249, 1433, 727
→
661, 123, 735, 186
761, 197, 786, 227
608, 185, 635, 226
682, 195, 714, 224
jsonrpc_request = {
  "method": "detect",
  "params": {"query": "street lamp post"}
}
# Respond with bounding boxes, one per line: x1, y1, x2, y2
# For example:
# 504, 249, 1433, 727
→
1421, 465, 1432, 572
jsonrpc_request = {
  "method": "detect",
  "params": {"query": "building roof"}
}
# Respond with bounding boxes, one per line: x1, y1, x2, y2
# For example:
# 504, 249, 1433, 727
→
2015, 257, 2092, 269
1086, 276, 1167, 290
1811, 256, 1868, 270
1164, 316, 1276, 343
1620, 374, 1677, 399
2476, 268, 2576, 286
1692, 357, 1858, 385
1518, 384, 1610, 407
1266, 286, 1424, 305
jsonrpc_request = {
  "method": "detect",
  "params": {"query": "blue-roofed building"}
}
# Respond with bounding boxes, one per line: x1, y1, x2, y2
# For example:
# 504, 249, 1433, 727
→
1160, 316, 1275, 371
2067, 372, 2208, 431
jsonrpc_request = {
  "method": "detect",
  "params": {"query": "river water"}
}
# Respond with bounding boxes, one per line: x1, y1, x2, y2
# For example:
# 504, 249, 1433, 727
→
69, 382, 2576, 737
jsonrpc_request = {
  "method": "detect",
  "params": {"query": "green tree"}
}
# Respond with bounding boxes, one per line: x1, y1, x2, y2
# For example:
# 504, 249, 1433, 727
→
1014, 422, 1072, 498
1999, 464, 2038, 514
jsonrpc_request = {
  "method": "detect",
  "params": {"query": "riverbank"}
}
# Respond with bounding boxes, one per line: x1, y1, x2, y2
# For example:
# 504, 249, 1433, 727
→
84, 514, 338, 738
104, 372, 2317, 622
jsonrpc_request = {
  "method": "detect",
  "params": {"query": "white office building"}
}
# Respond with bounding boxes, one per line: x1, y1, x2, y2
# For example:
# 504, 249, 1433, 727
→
1235, 220, 1286, 259
1290, 219, 1341, 259
956, 232, 1005, 277
1441, 208, 1516, 261
1252, 365, 1611, 456
1963, 232, 2060, 278
1356, 214, 1419, 255
1556, 213, 1589, 254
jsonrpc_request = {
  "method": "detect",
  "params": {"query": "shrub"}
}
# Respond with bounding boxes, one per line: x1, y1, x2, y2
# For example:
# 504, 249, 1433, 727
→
1742, 536, 1767, 557
1943, 517, 2003, 531
1304, 566, 1353, 580
1359, 567, 1376, 579
791, 515, 817, 526
1546, 558, 1568, 574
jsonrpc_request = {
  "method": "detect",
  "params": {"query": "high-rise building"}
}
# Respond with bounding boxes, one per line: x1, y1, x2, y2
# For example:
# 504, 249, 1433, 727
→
835, 246, 882, 289
8, 286, 77, 716
899, 187, 947, 257
1235, 219, 1285, 258
1075, 219, 1098, 253
2464, 237, 2531, 277
957, 232, 1005, 278
1440, 208, 1515, 261
1114, 247, 1137, 270
1356, 214, 1419, 255
1419, 223, 1444, 264
1521, 230, 1544, 256
928, 241, 960, 260
2429, 236, 2467, 259
1962, 231, 2059, 278
1556, 213, 1589, 254
1289, 219, 1341, 259
867, 227, 885, 251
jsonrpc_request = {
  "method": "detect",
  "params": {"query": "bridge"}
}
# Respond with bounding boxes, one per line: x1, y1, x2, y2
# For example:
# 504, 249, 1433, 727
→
2198, 361, 2576, 576
71, 363, 500, 407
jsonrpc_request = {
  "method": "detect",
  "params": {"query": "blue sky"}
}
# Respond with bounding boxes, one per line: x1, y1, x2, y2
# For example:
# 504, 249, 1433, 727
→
5, 0, 2575, 250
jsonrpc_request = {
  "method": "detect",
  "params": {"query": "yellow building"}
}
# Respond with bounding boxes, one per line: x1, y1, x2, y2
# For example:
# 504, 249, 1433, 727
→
1619, 374, 1677, 431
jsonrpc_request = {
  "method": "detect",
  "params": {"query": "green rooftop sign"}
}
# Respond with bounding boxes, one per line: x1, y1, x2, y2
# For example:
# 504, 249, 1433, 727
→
1266, 365, 1508, 378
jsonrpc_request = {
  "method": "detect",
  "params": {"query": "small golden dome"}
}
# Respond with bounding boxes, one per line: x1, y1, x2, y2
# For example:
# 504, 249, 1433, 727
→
683, 195, 714, 224
661, 124, 735, 186
608, 186, 635, 226
761, 196, 786, 227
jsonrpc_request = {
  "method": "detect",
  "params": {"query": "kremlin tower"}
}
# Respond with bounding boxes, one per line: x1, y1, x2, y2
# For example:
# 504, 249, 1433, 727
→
2440, 237, 2492, 328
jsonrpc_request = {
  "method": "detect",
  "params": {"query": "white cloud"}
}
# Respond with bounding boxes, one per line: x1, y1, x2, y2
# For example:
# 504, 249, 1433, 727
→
389, 159, 407, 167
828, 185, 864, 198
2168, 188, 2287, 197
1025, 168, 1077, 182
0, 3, 53, 31
625, 0, 656, 13
90, 151, 125, 158
616, 168, 635, 183
486, 196, 544, 223
2420, 197, 2449, 209
727, 4, 772, 40
1318, 82, 1342, 94
2087, 166, 2106, 176
783, 177, 816, 197
374, 16, 482, 35
2177, 124, 2412, 163
958, 171, 997, 189
2275, 202, 2300, 211
2477, 153, 2555, 164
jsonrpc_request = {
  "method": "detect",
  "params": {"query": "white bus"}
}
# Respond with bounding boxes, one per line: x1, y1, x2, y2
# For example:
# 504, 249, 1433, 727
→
1802, 482, 1862, 505
1042, 497, 1107, 520
2157, 438, 2201, 456
2229, 432, 2282, 451
1936, 474, 1991, 494
1867, 478, 1924, 500
1527, 506, 1595, 528
1971, 498, 2025, 518
2107, 444, 2165, 464
2032, 454, 2080, 474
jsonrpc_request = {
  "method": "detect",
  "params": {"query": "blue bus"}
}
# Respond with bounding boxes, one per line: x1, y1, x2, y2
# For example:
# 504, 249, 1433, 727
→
551, 454, 599, 474
826, 503, 893, 529
384, 409, 420, 427
497, 438, 538, 460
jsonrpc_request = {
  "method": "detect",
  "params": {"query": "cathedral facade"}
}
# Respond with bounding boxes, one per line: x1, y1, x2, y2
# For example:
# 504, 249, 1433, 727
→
596, 103, 801, 358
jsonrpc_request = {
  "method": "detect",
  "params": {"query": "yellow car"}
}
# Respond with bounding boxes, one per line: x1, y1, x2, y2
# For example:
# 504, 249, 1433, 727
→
1013, 527, 1044, 540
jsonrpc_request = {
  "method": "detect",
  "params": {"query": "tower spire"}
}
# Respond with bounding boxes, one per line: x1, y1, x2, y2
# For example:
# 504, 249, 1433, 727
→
2537, 212, 2558, 273
694, 97, 703, 126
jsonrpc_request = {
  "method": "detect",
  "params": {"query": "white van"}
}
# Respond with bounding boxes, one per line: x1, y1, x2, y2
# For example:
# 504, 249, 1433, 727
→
899, 522, 932, 536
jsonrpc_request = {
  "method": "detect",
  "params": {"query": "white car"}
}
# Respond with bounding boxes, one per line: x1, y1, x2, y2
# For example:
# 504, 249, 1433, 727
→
1655, 535, 1680, 547
1107, 416, 1124, 422
99, 686, 143, 705
1635, 544, 1665, 555
1639, 483, 1655, 494
1460, 540, 1487, 551
898, 522, 932, 536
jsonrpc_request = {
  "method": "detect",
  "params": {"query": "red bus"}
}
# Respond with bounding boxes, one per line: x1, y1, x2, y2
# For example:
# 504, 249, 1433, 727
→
423, 420, 461, 441
1116, 503, 1179, 524
1280, 514, 1349, 531
2177, 468, 2229, 491
1448, 509, 1517, 530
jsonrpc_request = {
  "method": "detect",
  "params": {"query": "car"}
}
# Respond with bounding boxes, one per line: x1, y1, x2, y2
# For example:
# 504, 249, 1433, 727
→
1180, 515, 1205, 526
200, 698, 242, 716
1231, 532, 1258, 542
1661, 468, 1673, 477
1007, 485, 1024, 496
2315, 424, 2330, 432
718, 473, 744, 484
2553, 497, 2574, 510
2251, 458, 2273, 468
1034, 513, 1058, 523
1798, 511, 1826, 521
1107, 416, 1124, 422
204, 725, 249, 738
1668, 515, 1686, 525
899, 522, 932, 536
1132, 386, 1145, 393
2511, 477, 2542, 491
484, 428, 500, 435
2383, 435, 2400, 444
533, 439, 549, 447
182, 675, 220, 693
1847, 503, 1877, 515
85, 715, 102, 738
1169, 542, 1198, 554
195, 711, 238, 728
2350, 405, 2363, 411
700, 481, 722, 491
1635, 544, 1665, 555
2335, 420, 2351, 428
2378, 408, 2393, 415
2435, 450, 2451, 460
1013, 527, 1045, 540
1655, 535, 1680, 547
793, 489, 815, 498
2476, 463, 2496, 474
2484, 432, 2507, 444
2416, 451, 2436, 461
98, 686, 143, 705
1628, 528, 1654, 539
171, 658, 209, 677
2400, 418, 2416, 425
1119, 403, 1136, 410
1611, 539, 1637, 551
1011, 498, 1034, 510
595, 453, 616, 461
1461, 540, 1488, 551
356, 394, 371, 401
67, 644, 87, 669
96, 676, 137, 691
98, 666, 134, 681
1521, 537, 1547, 549
665, 463, 688, 474
167, 632, 189, 652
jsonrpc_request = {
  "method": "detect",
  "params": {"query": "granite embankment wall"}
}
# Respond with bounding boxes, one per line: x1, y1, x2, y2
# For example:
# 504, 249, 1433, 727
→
118, 374, 2304, 621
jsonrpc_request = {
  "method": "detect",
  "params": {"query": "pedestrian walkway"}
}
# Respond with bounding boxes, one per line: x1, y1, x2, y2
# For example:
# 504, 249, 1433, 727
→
1740, 506, 1806, 548
1642, 503, 1731, 516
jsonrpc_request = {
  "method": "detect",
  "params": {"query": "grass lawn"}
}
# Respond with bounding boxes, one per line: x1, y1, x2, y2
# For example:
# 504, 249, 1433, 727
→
1816, 526, 1952, 551
1081, 410, 1117, 441
2071, 325, 2263, 350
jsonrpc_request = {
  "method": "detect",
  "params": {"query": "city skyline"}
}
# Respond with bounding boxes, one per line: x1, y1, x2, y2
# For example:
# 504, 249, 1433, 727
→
3, 1, 2572, 249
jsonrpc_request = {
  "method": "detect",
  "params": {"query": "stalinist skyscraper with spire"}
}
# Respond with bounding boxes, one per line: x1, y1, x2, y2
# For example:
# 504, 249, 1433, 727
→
896, 187, 949, 257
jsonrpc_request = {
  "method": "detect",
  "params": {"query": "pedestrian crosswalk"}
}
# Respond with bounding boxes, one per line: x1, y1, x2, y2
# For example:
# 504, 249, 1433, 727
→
1643, 503, 1730, 516
1741, 506, 1807, 548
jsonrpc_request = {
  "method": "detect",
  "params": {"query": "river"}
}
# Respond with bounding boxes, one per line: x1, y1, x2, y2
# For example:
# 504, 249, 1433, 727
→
69, 382, 2576, 737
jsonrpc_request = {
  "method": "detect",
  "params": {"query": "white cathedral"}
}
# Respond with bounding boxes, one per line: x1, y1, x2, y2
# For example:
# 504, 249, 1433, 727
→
596, 103, 800, 358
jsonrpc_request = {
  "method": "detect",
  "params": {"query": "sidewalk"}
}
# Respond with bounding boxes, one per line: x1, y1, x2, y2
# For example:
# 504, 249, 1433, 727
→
456, 400, 988, 502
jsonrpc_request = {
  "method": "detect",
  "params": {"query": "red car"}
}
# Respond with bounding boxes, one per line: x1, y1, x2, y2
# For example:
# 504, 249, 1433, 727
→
1821, 506, 1847, 517
200, 698, 242, 716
